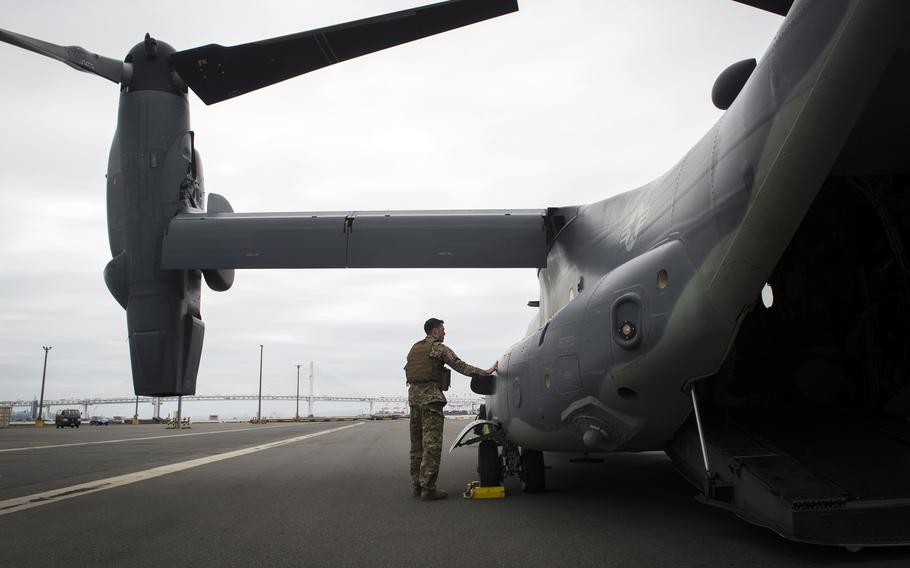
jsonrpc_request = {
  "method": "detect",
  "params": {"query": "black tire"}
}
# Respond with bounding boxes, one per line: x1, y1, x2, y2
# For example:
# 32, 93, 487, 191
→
520, 449, 546, 493
478, 440, 501, 487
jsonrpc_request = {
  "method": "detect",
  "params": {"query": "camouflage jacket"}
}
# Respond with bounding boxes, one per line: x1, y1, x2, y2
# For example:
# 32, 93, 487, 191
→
407, 336, 486, 406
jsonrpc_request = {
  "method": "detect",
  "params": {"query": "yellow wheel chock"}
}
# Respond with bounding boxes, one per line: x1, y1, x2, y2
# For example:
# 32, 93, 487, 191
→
463, 481, 505, 499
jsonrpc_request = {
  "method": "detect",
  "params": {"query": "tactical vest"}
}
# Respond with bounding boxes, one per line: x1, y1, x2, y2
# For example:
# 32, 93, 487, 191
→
405, 338, 451, 390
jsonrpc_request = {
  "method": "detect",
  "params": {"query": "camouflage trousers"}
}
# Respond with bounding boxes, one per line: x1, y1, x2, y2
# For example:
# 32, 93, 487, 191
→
409, 401, 445, 490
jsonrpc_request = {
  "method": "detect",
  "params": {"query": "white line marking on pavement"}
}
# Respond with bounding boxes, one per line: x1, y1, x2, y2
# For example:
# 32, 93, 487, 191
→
0, 423, 320, 453
0, 422, 363, 516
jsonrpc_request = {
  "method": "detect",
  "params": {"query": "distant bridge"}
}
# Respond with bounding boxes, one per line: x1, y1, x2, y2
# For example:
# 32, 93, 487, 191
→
0, 394, 483, 417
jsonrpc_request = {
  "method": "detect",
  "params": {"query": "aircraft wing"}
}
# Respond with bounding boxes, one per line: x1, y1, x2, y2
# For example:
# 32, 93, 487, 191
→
161, 208, 547, 269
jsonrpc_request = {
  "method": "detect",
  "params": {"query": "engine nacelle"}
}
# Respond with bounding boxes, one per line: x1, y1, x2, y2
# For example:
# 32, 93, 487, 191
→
106, 83, 206, 396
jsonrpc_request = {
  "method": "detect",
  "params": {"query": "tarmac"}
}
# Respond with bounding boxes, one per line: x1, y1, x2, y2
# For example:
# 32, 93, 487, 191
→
1, 419, 909, 567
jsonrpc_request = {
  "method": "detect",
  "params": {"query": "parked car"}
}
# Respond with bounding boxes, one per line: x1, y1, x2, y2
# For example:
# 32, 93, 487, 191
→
90, 416, 110, 425
55, 409, 81, 428
111, 416, 125, 424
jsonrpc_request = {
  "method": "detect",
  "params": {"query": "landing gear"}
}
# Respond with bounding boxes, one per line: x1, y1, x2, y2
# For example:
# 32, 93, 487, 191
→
520, 449, 546, 493
478, 440, 502, 487
461, 418, 546, 493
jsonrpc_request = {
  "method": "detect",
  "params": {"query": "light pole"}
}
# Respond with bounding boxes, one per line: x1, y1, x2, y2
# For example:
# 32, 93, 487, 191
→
296, 364, 302, 421
257, 344, 264, 423
36, 346, 51, 427
308, 361, 314, 418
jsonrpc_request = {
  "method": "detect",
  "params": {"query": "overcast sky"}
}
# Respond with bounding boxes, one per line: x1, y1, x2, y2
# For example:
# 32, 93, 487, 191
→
0, 0, 782, 417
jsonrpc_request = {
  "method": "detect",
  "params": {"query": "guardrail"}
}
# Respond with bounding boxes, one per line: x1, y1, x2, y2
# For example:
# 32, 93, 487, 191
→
5, 413, 479, 427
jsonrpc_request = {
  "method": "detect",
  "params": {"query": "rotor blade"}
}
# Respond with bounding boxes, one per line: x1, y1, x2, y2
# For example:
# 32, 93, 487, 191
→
170, 0, 518, 105
0, 27, 125, 84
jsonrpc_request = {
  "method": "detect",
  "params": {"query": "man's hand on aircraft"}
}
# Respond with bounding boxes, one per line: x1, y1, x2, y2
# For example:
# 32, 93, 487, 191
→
483, 360, 499, 375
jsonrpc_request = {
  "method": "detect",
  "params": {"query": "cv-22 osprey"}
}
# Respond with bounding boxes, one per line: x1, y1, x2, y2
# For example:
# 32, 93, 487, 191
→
4, 0, 910, 549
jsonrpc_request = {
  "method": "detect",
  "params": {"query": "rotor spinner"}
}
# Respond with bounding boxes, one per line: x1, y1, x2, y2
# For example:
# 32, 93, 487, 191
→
122, 34, 186, 96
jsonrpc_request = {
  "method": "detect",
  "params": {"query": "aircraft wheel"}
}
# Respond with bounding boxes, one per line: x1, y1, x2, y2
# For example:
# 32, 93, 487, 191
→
478, 440, 501, 487
521, 449, 546, 493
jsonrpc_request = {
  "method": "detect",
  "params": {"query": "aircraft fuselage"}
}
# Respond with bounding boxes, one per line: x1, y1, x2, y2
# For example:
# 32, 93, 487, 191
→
488, 0, 910, 458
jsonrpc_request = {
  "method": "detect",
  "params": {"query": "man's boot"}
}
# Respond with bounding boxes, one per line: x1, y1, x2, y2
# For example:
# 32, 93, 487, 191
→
412, 483, 422, 497
420, 487, 448, 501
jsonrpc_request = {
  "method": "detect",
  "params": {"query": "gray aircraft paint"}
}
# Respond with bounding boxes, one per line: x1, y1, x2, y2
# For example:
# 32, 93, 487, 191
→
5, 0, 910, 548
490, 0, 907, 452
479, 0, 910, 546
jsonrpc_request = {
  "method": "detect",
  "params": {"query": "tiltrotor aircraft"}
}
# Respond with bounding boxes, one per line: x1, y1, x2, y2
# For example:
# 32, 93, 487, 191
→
4, 0, 910, 549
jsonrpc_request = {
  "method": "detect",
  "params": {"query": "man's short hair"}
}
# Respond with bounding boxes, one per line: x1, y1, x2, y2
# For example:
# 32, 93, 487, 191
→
424, 318, 444, 335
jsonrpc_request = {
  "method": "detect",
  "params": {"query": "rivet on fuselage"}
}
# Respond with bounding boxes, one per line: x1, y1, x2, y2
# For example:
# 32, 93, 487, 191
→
544, 374, 551, 389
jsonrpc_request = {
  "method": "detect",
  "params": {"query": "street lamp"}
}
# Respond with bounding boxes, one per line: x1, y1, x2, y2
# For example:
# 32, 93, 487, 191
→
296, 364, 302, 421
308, 361, 314, 418
257, 344, 264, 423
36, 346, 51, 428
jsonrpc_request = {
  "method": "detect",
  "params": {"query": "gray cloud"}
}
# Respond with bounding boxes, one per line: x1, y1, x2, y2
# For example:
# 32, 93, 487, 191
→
0, 1, 782, 411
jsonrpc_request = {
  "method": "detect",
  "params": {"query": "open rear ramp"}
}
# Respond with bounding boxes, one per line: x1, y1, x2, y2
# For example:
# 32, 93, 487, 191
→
667, 412, 910, 547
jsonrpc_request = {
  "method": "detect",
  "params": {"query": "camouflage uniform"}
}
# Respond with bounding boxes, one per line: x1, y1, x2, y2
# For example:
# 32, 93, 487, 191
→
407, 336, 485, 492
